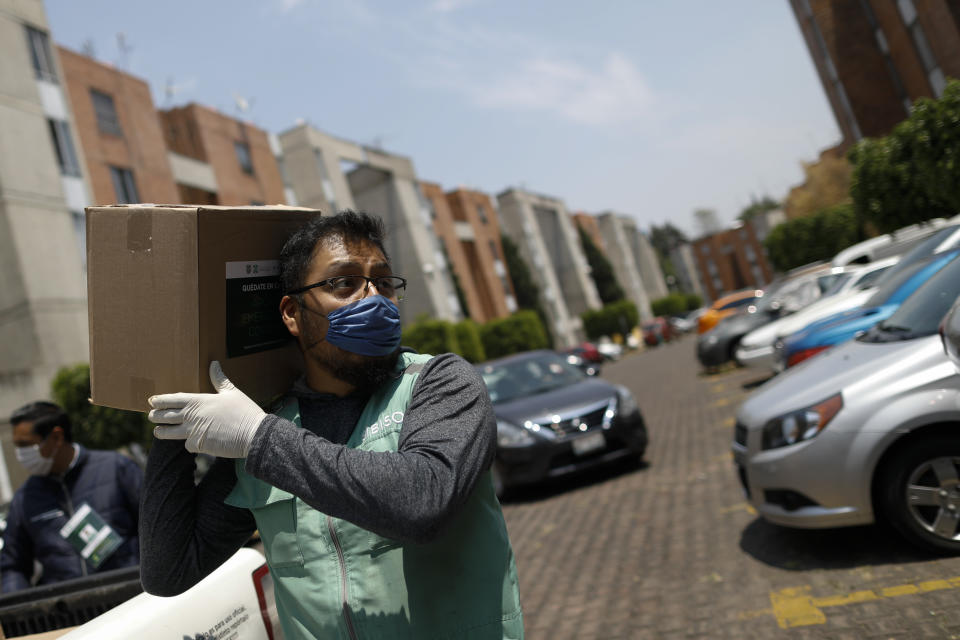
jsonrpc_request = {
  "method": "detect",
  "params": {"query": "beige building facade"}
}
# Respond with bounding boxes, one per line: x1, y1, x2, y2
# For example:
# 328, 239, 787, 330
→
0, 1, 92, 498
595, 213, 654, 322
277, 124, 462, 325
496, 188, 601, 347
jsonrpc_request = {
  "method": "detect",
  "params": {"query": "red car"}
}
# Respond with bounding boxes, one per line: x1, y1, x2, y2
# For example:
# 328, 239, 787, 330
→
642, 317, 676, 346
563, 342, 604, 364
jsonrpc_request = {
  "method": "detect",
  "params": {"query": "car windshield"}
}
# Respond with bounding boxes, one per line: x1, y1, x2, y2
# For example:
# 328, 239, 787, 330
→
719, 295, 756, 311
849, 264, 892, 291
821, 272, 854, 296
867, 254, 960, 340
862, 257, 933, 307
479, 352, 585, 404
874, 224, 960, 283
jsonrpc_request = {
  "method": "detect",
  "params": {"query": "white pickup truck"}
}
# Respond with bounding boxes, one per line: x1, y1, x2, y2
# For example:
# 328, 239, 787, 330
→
8, 548, 282, 640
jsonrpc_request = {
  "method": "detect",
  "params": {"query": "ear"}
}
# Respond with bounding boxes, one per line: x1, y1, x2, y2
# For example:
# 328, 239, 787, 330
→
280, 295, 302, 338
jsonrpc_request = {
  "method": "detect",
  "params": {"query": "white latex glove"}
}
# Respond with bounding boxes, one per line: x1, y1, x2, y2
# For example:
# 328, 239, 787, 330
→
148, 361, 266, 458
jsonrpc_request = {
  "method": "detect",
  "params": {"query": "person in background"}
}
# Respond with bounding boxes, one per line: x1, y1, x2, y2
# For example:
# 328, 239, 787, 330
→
141, 210, 523, 639
1, 401, 142, 592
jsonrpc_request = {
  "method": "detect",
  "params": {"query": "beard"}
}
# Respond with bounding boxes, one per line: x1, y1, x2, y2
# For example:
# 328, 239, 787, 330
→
300, 305, 401, 392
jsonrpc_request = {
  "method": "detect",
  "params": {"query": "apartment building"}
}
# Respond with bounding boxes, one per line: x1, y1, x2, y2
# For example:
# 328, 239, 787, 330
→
669, 243, 706, 300
277, 124, 461, 324
0, 1, 92, 498
159, 103, 287, 206
496, 188, 601, 347
58, 47, 179, 207
571, 211, 604, 250
691, 222, 774, 301
791, 0, 960, 146
592, 214, 654, 322
423, 184, 517, 323
618, 215, 669, 302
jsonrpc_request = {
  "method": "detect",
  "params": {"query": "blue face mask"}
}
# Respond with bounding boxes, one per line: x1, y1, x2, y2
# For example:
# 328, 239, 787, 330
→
314, 295, 402, 357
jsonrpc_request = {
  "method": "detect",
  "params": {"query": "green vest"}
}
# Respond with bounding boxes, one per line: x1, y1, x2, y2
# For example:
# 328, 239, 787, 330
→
225, 352, 524, 640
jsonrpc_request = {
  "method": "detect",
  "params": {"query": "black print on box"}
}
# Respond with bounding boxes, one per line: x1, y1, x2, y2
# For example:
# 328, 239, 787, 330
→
225, 261, 289, 358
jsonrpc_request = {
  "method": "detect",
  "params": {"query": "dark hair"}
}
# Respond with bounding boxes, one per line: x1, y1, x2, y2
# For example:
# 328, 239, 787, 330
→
10, 401, 73, 442
280, 210, 389, 294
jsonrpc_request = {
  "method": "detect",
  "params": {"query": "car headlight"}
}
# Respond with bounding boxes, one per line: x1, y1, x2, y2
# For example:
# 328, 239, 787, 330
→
761, 393, 843, 450
496, 420, 535, 448
704, 333, 719, 345
615, 385, 639, 415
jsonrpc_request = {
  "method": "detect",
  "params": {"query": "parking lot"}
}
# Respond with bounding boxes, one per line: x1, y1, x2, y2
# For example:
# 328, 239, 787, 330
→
500, 335, 960, 639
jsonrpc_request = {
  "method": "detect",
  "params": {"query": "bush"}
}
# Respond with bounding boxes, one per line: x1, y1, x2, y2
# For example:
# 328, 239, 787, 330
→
454, 320, 486, 363
480, 311, 549, 360
650, 294, 688, 317
684, 293, 702, 311
51, 364, 154, 451
581, 300, 639, 340
763, 203, 862, 272
402, 317, 461, 356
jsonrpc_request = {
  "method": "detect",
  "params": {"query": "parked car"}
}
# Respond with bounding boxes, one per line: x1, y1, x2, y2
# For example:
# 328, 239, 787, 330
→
732, 251, 960, 552
944, 298, 960, 369
779, 249, 960, 369
562, 342, 604, 364
829, 216, 958, 266
477, 350, 647, 498
643, 317, 677, 346
670, 308, 705, 334
735, 257, 899, 372
562, 352, 601, 377
698, 290, 762, 334
696, 266, 850, 369
595, 336, 624, 360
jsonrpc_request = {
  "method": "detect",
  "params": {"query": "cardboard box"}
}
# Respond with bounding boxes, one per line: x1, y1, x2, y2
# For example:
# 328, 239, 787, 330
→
86, 204, 319, 412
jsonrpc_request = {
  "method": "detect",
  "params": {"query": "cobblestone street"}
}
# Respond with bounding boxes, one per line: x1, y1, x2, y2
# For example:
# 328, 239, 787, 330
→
501, 336, 960, 639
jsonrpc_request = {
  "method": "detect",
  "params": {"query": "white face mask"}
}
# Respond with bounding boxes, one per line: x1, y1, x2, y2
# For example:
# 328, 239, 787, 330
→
15, 444, 54, 476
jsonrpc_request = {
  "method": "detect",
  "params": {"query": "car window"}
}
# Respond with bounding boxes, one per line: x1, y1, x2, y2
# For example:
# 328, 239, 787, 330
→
816, 273, 843, 294
479, 353, 585, 404
877, 224, 960, 282
850, 265, 891, 290
720, 296, 755, 311
877, 254, 960, 338
862, 257, 933, 307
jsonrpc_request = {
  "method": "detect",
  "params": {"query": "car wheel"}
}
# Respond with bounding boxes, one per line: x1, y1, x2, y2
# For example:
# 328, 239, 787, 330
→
881, 437, 960, 554
728, 337, 743, 367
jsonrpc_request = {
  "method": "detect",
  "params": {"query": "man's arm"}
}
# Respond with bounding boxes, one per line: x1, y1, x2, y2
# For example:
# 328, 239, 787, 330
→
1, 499, 34, 593
246, 353, 496, 544
139, 440, 256, 596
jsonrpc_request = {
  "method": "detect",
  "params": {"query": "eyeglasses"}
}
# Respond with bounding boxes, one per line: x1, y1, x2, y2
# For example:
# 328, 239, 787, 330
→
287, 275, 407, 301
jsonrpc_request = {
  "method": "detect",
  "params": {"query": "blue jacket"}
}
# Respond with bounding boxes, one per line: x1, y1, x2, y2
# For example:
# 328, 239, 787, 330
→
0, 446, 143, 592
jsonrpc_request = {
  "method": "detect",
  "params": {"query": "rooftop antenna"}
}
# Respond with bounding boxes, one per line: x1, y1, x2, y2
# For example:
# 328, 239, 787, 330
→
81, 38, 96, 59
116, 32, 132, 70
232, 92, 256, 120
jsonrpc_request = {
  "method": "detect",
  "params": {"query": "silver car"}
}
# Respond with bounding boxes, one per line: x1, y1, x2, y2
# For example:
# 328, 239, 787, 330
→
732, 251, 960, 553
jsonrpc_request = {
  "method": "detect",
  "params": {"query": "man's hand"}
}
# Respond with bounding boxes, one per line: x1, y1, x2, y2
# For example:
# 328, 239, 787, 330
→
148, 361, 266, 458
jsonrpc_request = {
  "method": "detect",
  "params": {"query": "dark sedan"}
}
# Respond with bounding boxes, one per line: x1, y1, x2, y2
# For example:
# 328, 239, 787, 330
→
477, 350, 648, 498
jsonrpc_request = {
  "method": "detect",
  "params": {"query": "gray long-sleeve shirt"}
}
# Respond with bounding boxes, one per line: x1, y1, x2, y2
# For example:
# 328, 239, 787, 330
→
139, 353, 496, 596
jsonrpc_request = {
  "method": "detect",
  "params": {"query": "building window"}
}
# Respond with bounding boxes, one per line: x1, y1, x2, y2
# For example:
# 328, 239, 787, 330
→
477, 204, 488, 224
235, 141, 254, 174
250, 200, 264, 206
90, 90, 123, 136
110, 166, 139, 204
25, 26, 57, 82
47, 119, 81, 176
489, 239, 500, 259
897, 0, 946, 97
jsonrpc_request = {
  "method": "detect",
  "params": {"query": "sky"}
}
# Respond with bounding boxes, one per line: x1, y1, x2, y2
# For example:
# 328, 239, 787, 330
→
45, 0, 842, 237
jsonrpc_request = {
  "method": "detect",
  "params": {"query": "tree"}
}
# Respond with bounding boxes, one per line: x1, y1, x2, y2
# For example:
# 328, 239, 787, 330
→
649, 223, 689, 289
849, 79, 960, 233
738, 196, 780, 222
500, 233, 553, 347
51, 364, 154, 451
763, 203, 861, 272
577, 227, 624, 304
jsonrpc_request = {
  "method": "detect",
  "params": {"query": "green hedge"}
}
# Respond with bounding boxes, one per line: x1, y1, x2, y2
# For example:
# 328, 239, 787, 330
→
402, 312, 547, 362
454, 320, 486, 363
401, 318, 461, 356
684, 293, 702, 311
581, 300, 639, 340
479, 311, 549, 360
650, 294, 687, 317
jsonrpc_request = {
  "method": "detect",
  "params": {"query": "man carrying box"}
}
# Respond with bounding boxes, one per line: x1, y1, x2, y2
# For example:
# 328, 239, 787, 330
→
139, 210, 524, 639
